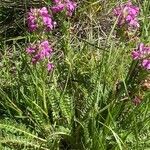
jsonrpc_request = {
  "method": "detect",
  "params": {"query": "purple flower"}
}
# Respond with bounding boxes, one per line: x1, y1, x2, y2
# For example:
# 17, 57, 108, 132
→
131, 43, 150, 70
128, 18, 139, 28
131, 43, 150, 60
138, 43, 144, 52
66, 0, 77, 16
26, 40, 53, 64
51, 4, 65, 13
39, 40, 53, 60
32, 54, 41, 64
42, 16, 54, 30
131, 51, 140, 60
27, 7, 55, 32
47, 63, 54, 72
26, 46, 36, 54
39, 7, 49, 16
27, 9, 38, 31
113, 1, 139, 28
51, 0, 77, 16
142, 59, 150, 70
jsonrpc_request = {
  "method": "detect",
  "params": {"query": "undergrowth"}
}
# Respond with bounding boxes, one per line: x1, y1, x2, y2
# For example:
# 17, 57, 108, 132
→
0, 0, 150, 150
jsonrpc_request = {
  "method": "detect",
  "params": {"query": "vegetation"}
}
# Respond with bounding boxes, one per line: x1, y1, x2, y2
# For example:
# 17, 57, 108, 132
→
0, 0, 150, 149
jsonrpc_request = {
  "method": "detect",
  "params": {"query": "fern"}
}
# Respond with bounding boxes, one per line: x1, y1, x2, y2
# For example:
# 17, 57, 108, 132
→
0, 119, 48, 150
60, 95, 74, 124
48, 89, 60, 123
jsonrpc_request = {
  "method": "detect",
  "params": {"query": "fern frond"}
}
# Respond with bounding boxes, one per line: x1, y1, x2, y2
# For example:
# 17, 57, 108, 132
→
60, 95, 74, 124
1, 136, 48, 150
0, 119, 48, 149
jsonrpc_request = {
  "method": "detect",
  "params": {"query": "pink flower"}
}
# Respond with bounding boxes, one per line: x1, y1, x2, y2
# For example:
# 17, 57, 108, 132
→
128, 18, 139, 28
47, 63, 54, 72
66, 0, 77, 16
42, 16, 54, 30
142, 59, 150, 70
131, 43, 150, 70
113, 1, 139, 28
51, 4, 65, 13
131, 43, 150, 60
39, 7, 49, 16
32, 54, 41, 64
26, 46, 36, 54
26, 40, 53, 64
51, 0, 77, 16
131, 51, 140, 60
138, 43, 144, 52
27, 7, 55, 32
39, 40, 53, 60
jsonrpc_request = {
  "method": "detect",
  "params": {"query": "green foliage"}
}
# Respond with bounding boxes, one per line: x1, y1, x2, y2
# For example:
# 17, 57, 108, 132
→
0, 119, 48, 150
0, 0, 150, 150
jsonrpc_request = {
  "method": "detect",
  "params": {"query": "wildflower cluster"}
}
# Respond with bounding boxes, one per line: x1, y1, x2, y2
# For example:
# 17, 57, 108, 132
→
26, 3, 76, 72
132, 43, 150, 70
113, 2, 150, 106
113, 1, 139, 29
130, 43, 150, 105
26, 40, 54, 72
26, 40, 53, 64
51, 0, 77, 16
27, 7, 56, 32
26, 7, 56, 72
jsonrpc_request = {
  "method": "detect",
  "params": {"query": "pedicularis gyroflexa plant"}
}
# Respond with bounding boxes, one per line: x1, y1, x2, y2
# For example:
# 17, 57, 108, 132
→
113, 1, 150, 105
113, 1, 139, 28
26, 7, 55, 72
26, 1, 77, 72
113, 1, 140, 39
26, 40, 54, 71
130, 43, 150, 105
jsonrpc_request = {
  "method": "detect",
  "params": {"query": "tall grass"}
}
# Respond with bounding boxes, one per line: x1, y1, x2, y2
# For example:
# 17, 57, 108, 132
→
0, 0, 150, 149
